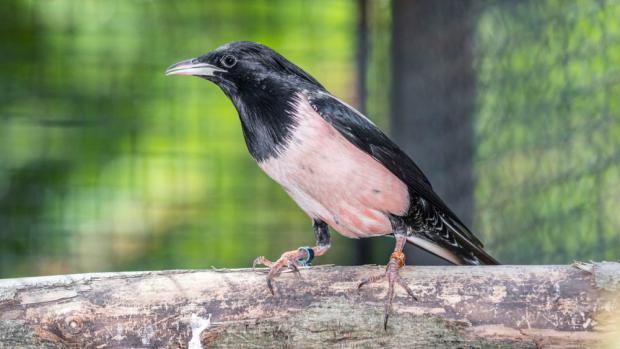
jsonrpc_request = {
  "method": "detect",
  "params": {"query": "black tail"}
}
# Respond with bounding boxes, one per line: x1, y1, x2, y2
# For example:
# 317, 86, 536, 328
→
405, 207, 500, 266
440, 214, 500, 265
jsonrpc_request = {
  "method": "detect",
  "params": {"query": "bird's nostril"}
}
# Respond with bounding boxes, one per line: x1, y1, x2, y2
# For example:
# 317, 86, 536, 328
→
191, 58, 200, 64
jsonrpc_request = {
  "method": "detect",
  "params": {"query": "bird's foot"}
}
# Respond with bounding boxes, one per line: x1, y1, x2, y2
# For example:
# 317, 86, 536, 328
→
252, 246, 315, 295
357, 251, 417, 330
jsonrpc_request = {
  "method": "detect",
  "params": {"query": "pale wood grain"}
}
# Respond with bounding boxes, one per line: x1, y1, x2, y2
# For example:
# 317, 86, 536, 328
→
1, 263, 619, 348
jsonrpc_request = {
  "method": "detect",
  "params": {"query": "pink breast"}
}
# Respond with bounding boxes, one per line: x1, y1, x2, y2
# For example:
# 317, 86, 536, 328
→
258, 94, 410, 238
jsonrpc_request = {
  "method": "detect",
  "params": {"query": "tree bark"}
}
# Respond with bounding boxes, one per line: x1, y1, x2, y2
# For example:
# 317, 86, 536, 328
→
1, 263, 619, 348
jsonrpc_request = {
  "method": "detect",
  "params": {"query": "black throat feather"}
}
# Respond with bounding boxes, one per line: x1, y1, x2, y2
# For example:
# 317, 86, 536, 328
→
227, 81, 299, 162
211, 42, 327, 162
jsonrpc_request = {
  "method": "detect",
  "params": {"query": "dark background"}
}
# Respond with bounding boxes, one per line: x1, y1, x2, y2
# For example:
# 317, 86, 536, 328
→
1, 0, 619, 278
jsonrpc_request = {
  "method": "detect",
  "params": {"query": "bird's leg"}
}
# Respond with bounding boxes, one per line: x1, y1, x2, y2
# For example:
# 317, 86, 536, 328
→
357, 217, 417, 330
253, 219, 331, 295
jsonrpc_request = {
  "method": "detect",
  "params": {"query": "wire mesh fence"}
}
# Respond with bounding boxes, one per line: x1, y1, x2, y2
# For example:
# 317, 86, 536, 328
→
474, 0, 620, 263
0, 0, 368, 277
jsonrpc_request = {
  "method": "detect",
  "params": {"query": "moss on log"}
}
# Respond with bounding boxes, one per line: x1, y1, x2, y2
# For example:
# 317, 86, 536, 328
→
1, 263, 619, 348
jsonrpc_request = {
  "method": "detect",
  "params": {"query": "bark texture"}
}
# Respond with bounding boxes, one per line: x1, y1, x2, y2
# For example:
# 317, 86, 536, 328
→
1, 263, 619, 348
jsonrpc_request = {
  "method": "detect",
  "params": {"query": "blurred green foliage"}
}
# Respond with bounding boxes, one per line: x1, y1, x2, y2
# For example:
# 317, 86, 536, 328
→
474, 0, 620, 263
1, 0, 618, 277
0, 0, 395, 277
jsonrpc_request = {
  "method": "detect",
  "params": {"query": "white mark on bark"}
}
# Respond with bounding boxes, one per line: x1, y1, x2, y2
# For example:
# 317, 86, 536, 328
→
525, 306, 531, 329
398, 307, 446, 315
112, 323, 126, 342
489, 285, 507, 303
443, 294, 463, 306
140, 324, 155, 345
0, 288, 16, 303
552, 282, 561, 301
188, 313, 211, 349
20, 289, 78, 305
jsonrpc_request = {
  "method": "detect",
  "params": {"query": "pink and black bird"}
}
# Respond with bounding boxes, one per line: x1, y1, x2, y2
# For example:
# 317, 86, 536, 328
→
166, 41, 498, 328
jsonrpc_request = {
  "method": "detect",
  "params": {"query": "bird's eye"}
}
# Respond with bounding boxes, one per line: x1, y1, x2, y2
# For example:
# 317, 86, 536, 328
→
221, 55, 237, 68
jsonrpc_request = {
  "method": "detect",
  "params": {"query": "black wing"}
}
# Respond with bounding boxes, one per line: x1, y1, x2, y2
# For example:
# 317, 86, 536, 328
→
307, 91, 498, 265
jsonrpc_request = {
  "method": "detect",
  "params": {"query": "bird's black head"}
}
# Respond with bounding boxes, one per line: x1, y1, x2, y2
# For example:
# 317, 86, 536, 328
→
166, 41, 324, 97
166, 41, 325, 161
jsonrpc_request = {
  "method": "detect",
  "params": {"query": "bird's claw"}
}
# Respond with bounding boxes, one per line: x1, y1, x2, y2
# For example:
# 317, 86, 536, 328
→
252, 249, 307, 295
252, 256, 273, 270
357, 251, 417, 330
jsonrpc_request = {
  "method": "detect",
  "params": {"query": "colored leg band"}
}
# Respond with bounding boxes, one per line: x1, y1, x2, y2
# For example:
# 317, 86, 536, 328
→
390, 251, 406, 268
297, 246, 315, 266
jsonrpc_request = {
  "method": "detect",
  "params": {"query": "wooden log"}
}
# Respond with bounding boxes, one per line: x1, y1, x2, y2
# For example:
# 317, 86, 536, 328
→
0, 263, 619, 348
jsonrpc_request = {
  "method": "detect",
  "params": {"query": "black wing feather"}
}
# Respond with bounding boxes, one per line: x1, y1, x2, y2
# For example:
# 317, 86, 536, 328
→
307, 91, 498, 265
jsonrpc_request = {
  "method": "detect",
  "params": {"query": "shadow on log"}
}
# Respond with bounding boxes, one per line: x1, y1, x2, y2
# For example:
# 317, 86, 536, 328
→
1, 263, 619, 348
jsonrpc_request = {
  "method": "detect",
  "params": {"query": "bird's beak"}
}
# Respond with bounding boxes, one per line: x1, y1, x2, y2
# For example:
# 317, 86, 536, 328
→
165, 58, 226, 77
